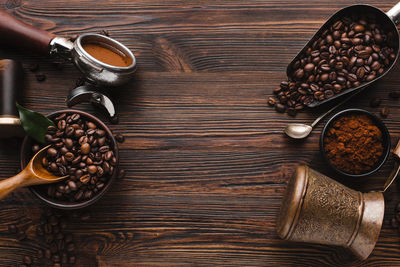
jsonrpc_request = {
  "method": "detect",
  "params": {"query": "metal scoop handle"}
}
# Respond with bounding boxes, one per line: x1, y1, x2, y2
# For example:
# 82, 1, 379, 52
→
0, 10, 54, 54
387, 1, 400, 25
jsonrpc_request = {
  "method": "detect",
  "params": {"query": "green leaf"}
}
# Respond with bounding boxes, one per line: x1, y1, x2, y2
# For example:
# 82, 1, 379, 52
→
16, 103, 55, 144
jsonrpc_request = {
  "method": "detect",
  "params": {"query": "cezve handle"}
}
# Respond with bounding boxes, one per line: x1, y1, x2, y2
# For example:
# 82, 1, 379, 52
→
0, 10, 54, 54
383, 140, 400, 192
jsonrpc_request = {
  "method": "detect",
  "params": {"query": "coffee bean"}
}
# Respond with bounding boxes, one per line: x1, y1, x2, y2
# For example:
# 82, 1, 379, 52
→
118, 169, 125, 179
381, 107, 390, 118
79, 136, 89, 145
99, 145, 110, 153
304, 63, 315, 72
47, 148, 58, 158
71, 113, 80, 122
35, 73, 46, 82
110, 116, 119, 124
65, 126, 75, 136
37, 249, 44, 259
81, 143, 91, 154
275, 103, 285, 113
87, 121, 97, 129
27, 63, 39, 72
17, 229, 26, 241
86, 129, 96, 136
80, 213, 91, 221
294, 69, 304, 79
23, 256, 32, 265
68, 255, 76, 264
88, 165, 97, 174
53, 254, 61, 263
74, 129, 85, 138
96, 129, 106, 137
64, 152, 74, 162
267, 97, 277, 107
370, 97, 381, 107
80, 174, 90, 184
57, 120, 66, 131
74, 190, 83, 201
389, 91, 400, 99
8, 224, 17, 234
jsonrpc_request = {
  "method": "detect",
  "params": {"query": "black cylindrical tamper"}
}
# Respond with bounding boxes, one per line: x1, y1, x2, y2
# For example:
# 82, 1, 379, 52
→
0, 59, 25, 138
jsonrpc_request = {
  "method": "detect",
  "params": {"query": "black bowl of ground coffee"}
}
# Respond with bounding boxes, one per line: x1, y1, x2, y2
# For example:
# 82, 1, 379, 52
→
20, 109, 119, 209
320, 108, 390, 177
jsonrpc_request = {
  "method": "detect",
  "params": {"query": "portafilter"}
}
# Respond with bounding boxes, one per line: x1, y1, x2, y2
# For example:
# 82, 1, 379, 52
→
0, 10, 136, 87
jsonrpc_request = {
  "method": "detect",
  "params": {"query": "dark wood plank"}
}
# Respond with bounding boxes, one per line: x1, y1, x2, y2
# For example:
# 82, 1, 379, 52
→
1, 0, 400, 266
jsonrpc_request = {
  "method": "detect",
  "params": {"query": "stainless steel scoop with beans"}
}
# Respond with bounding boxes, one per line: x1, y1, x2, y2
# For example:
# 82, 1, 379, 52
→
275, 2, 400, 112
0, 10, 136, 87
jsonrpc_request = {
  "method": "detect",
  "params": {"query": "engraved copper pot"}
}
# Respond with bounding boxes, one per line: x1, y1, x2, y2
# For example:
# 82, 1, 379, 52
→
277, 165, 384, 260
277, 133, 400, 260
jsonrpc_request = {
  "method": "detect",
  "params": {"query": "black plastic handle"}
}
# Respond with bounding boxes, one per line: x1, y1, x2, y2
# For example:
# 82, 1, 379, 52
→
0, 60, 23, 117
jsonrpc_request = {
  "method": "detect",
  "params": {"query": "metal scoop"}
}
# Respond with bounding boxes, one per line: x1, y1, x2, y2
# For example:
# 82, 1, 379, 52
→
0, 10, 136, 87
286, 2, 400, 107
0, 145, 68, 200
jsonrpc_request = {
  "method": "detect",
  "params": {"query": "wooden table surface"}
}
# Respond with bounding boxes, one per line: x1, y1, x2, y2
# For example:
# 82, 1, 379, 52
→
1, 0, 400, 266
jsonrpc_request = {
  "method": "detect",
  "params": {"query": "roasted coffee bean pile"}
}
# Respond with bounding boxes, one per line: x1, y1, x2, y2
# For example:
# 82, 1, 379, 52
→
33, 112, 117, 202
269, 14, 397, 115
8, 208, 79, 267
35, 209, 77, 266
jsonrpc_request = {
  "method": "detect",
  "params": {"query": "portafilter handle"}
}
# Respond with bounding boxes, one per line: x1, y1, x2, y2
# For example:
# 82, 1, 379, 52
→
0, 10, 55, 54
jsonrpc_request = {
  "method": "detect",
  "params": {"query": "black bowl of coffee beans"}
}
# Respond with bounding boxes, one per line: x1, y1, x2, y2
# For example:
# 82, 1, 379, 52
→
20, 110, 119, 209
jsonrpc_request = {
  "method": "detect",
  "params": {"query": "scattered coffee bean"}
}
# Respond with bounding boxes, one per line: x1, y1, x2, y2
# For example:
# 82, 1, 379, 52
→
27, 63, 39, 72
381, 107, 390, 118
275, 103, 286, 113
118, 169, 125, 179
80, 213, 91, 221
269, 14, 397, 114
267, 97, 277, 107
110, 115, 119, 124
52, 61, 64, 70
32, 144, 40, 153
35, 73, 46, 82
70, 34, 79, 42
23, 255, 32, 265
389, 91, 400, 99
37, 249, 44, 259
8, 224, 17, 234
369, 97, 381, 108
99, 29, 110, 36
17, 229, 26, 241
115, 134, 125, 143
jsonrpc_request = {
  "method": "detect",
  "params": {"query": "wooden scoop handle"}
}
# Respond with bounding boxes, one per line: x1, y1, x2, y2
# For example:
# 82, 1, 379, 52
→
0, 171, 30, 200
0, 10, 54, 54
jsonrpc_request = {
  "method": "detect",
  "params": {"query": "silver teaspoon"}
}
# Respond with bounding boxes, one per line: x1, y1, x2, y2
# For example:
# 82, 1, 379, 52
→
284, 88, 364, 139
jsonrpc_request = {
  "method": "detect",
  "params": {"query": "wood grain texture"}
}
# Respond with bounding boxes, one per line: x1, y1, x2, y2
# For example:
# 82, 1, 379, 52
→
0, 0, 400, 266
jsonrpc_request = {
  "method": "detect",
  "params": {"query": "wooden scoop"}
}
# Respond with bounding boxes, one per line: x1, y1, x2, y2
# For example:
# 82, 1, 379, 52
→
0, 145, 68, 200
